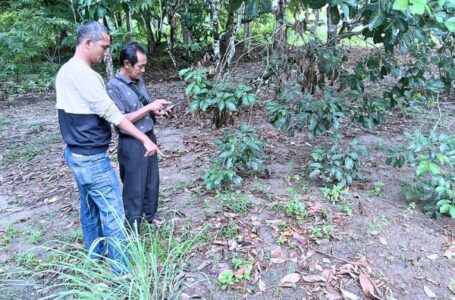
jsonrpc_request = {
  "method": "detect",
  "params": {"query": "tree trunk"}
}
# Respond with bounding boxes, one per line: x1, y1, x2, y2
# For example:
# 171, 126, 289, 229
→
313, 9, 320, 36
104, 49, 114, 80
222, 9, 235, 51
226, 3, 244, 68
126, 6, 132, 42
326, 6, 337, 46
244, 21, 252, 58
272, 0, 286, 50
208, 0, 221, 69
142, 14, 156, 54
167, 1, 178, 48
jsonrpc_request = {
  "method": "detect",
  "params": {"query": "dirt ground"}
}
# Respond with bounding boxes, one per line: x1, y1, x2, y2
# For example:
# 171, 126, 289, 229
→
0, 60, 454, 300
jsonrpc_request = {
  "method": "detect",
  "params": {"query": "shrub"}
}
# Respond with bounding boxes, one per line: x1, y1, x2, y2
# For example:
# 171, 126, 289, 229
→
266, 88, 346, 138
386, 130, 455, 218
309, 137, 368, 187
204, 125, 267, 190
179, 68, 257, 128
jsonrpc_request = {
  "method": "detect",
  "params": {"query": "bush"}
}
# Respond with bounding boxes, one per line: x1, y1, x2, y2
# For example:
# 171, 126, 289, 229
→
309, 137, 368, 187
386, 130, 455, 218
266, 88, 346, 138
204, 125, 267, 190
179, 68, 257, 128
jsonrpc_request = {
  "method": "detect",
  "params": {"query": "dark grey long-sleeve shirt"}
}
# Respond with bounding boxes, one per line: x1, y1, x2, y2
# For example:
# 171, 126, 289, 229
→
106, 72, 154, 134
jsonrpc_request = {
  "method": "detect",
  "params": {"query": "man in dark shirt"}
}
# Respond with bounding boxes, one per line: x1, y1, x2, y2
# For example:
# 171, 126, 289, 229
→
107, 42, 171, 231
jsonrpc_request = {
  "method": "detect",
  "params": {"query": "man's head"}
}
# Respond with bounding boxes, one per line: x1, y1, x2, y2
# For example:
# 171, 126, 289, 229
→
76, 21, 110, 66
119, 42, 148, 81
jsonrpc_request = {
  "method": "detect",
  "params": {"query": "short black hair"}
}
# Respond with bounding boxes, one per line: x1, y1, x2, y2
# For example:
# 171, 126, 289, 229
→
76, 20, 108, 45
119, 42, 147, 67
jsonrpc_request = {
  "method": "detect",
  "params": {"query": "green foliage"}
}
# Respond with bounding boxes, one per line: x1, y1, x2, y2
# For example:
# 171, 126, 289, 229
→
368, 181, 385, 197
321, 185, 348, 204
216, 191, 253, 214
218, 270, 235, 290
310, 224, 334, 241
1, 224, 19, 246
266, 88, 346, 138
204, 125, 267, 190
179, 68, 257, 128
367, 215, 389, 234
282, 186, 307, 222
310, 137, 368, 187
217, 253, 253, 290
386, 130, 455, 218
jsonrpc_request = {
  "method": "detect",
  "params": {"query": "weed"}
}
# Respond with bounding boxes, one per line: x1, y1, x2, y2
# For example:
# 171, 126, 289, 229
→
160, 181, 192, 199
35, 219, 206, 299
216, 190, 252, 214
321, 185, 348, 204
340, 202, 353, 216
16, 252, 40, 269
367, 215, 389, 235
368, 181, 385, 197
218, 270, 235, 290
310, 224, 334, 241
2, 224, 19, 246
221, 222, 238, 239
2, 144, 40, 165
281, 186, 307, 222
26, 229, 45, 244
203, 198, 216, 217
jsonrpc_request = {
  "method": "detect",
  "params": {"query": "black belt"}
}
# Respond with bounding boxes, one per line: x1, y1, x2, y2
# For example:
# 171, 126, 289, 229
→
118, 130, 153, 139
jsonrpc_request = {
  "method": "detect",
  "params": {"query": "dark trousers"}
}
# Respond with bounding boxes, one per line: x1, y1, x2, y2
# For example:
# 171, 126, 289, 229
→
118, 131, 159, 229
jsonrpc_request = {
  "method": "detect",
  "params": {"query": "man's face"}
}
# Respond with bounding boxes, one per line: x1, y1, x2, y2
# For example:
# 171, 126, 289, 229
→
125, 51, 147, 81
89, 32, 110, 65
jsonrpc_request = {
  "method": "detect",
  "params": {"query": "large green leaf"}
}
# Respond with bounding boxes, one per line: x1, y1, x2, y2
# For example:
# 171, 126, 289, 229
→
393, 0, 409, 11
368, 11, 386, 30
445, 17, 455, 32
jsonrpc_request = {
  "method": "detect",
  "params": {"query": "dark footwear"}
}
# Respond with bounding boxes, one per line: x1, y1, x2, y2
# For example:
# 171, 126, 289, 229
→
147, 217, 165, 226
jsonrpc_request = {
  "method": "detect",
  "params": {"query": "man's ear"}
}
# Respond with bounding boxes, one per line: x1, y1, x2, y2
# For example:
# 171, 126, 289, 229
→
124, 60, 131, 69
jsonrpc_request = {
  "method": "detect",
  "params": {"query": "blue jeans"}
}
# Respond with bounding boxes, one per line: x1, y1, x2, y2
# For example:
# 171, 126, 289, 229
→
64, 147, 128, 274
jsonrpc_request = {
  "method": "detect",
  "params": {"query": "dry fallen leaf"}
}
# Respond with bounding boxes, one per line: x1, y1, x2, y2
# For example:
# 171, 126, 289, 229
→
426, 254, 438, 260
359, 273, 380, 299
271, 258, 286, 264
258, 279, 266, 292
271, 246, 282, 258
424, 285, 436, 298
280, 273, 301, 288
302, 274, 326, 283
340, 288, 360, 300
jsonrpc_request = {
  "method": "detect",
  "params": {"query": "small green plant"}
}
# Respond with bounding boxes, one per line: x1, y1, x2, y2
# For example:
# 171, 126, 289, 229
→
386, 130, 455, 218
2, 224, 19, 246
16, 252, 40, 269
221, 222, 238, 238
26, 229, 45, 244
179, 68, 257, 128
204, 125, 267, 190
310, 137, 368, 187
310, 224, 334, 241
368, 181, 385, 197
367, 215, 389, 235
321, 185, 348, 204
281, 186, 307, 222
217, 254, 253, 290
216, 191, 252, 214
218, 270, 235, 290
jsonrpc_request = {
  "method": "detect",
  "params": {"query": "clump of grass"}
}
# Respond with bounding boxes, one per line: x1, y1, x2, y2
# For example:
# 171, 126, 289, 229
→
34, 219, 206, 299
